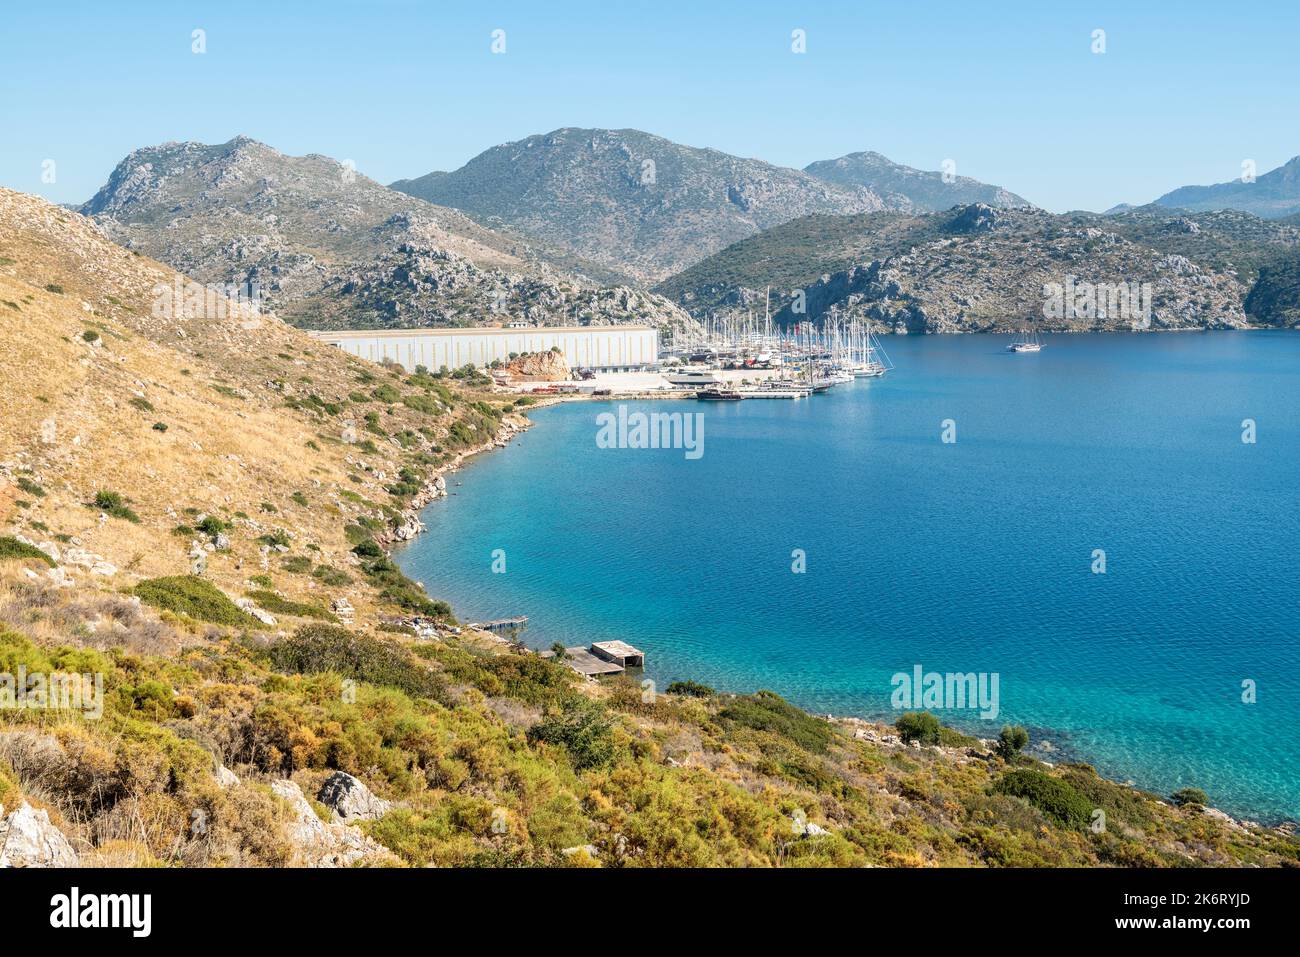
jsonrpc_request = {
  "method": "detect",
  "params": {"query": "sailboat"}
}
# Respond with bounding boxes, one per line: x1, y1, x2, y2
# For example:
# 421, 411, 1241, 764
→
1008, 325, 1043, 353
849, 320, 891, 376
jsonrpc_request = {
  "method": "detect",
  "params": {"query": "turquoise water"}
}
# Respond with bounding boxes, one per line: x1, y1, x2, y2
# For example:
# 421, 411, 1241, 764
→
399, 332, 1300, 822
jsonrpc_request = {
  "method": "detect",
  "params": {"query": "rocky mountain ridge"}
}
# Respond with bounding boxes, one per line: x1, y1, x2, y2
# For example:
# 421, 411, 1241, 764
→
389, 127, 913, 284
658, 204, 1300, 331
804, 150, 1033, 211
1152, 155, 1300, 219
80, 137, 691, 332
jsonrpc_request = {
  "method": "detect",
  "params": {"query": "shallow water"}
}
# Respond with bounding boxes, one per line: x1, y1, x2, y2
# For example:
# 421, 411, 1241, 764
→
399, 331, 1300, 821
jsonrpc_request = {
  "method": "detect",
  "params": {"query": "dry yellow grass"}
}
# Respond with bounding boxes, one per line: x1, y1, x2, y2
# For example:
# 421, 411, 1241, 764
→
0, 186, 514, 629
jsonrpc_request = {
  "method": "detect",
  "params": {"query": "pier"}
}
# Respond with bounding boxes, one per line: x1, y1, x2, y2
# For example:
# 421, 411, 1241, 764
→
469, 616, 529, 633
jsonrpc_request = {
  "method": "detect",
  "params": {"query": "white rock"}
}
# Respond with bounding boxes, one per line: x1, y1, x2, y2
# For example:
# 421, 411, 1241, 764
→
270, 780, 393, 868
0, 803, 79, 868
316, 771, 391, 824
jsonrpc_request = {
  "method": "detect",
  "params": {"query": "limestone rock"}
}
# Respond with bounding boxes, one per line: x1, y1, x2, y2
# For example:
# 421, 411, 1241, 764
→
317, 771, 392, 824
270, 780, 394, 868
0, 802, 80, 868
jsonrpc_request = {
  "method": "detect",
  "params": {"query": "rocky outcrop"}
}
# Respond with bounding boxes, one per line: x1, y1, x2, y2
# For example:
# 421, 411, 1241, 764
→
0, 802, 79, 868
316, 772, 392, 824
290, 228, 697, 334
270, 780, 395, 868
502, 350, 570, 381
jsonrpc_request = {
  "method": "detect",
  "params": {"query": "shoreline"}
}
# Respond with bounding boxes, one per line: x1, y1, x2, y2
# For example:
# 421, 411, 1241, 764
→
389, 385, 1298, 832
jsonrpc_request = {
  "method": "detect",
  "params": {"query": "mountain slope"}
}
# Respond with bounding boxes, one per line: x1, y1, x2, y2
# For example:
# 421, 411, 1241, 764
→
804, 151, 1032, 211
1, 186, 514, 625
81, 137, 689, 331
1153, 156, 1300, 219
657, 204, 1300, 331
389, 128, 912, 284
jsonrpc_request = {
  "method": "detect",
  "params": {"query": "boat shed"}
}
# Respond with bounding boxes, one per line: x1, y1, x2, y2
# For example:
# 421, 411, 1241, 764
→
590, 641, 646, 668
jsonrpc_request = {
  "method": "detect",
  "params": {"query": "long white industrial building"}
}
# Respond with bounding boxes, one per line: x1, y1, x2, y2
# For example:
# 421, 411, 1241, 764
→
308, 325, 659, 372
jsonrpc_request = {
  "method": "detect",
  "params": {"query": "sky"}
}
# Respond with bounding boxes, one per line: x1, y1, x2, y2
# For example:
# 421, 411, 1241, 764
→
2, 0, 1297, 213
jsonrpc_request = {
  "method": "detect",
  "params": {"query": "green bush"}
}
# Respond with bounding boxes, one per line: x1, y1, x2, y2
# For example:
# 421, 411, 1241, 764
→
16, 476, 45, 498
246, 589, 337, 622
266, 624, 443, 699
91, 490, 140, 523
527, 702, 618, 771
993, 769, 1094, 829
352, 539, 384, 558
895, 711, 942, 745
195, 515, 228, 538
401, 393, 442, 415
720, 691, 833, 753
258, 529, 291, 548
666, 680, 714, 698
134, 575, 257, 627
128, 396, 154, 412
311, 565, 351, 587
1170, 787, 1209, 808
996, 725, 1030, 760
0, 536, 55, 567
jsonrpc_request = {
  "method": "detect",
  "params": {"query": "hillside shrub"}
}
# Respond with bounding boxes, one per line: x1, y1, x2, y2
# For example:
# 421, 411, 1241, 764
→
993, 769, 1094, 829
895, 711, 942, 745
134, 576, 256, 627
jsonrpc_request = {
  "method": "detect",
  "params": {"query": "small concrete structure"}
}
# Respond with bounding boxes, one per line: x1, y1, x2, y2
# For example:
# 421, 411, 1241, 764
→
590, 640, 645, 668
544, 641, 647, 677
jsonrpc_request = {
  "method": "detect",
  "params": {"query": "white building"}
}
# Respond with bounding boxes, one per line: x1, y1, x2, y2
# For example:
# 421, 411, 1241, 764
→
308, 325, 658, 372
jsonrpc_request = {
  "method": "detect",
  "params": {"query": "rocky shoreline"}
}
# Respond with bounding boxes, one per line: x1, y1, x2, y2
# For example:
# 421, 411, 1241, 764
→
375, 413, 532, 549
828, 715, 1293, 836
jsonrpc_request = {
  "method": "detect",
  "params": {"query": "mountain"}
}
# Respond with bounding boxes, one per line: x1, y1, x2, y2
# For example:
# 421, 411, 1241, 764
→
1153, 156, 1300, 219
389, 128, 912, 284
81, 137, 693, 332
804, 151, 1032, 211
656, 203, 1300, 331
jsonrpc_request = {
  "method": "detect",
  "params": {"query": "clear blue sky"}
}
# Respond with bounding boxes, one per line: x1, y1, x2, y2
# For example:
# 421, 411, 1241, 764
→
3, 0, 1297, 212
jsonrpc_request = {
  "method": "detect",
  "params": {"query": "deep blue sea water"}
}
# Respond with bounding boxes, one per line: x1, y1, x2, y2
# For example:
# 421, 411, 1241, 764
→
398, 332, 1300, 822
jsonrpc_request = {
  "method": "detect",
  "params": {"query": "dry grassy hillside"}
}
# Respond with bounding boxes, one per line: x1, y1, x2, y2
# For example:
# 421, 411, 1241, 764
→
0, 186, 518, 628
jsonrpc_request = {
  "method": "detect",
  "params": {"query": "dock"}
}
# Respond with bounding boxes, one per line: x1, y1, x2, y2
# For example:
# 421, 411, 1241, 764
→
469, 616, 529, 633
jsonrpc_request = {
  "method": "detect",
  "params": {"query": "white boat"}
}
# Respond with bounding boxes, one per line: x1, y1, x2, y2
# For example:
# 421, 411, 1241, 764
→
1008, 328, 1043, 353
665, 369, 723, 387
